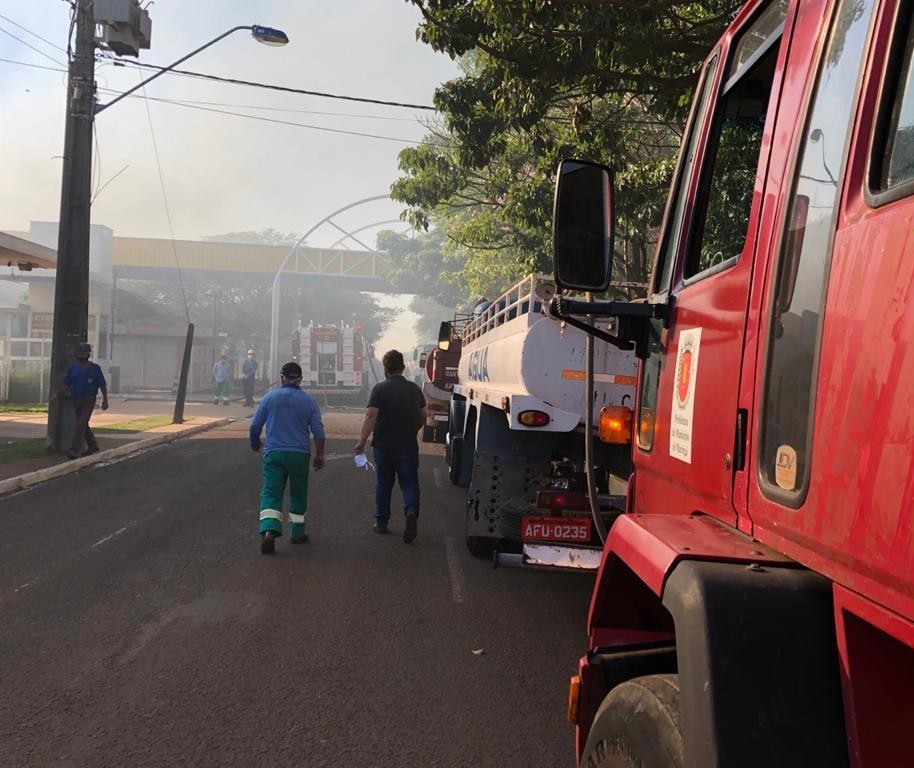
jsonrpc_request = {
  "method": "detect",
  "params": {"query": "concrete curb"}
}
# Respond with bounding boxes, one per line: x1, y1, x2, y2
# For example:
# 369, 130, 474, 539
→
0, 417, 234, 497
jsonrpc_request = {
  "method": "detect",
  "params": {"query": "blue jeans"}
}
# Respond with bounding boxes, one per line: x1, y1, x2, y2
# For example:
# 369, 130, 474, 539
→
373, 448, 420, 526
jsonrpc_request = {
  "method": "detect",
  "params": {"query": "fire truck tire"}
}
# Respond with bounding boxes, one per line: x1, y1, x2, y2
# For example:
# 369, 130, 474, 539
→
465, 534, 497, 559
579, 674, 683, 768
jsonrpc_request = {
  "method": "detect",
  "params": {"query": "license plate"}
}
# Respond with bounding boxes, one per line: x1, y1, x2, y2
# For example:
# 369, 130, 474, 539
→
522, 516, 592, 543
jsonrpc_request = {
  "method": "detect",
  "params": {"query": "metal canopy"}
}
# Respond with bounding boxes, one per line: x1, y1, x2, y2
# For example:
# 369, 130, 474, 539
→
0, 232, 57, 270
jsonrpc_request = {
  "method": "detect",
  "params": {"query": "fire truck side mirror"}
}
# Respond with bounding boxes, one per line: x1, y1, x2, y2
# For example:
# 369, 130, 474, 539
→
438, 321, 452, 351
552, 159, 615, 293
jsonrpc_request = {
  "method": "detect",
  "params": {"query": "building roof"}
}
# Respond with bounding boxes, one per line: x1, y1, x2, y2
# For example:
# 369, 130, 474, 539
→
0, 232, 57, 270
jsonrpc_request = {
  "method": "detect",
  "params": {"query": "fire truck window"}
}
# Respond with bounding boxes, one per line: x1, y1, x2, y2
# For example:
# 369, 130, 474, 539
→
878, 7, 914, 190
636, 318, 664, 450
760, 0, 878, 501
686, 31, 779, 278
653, 54, 718, 294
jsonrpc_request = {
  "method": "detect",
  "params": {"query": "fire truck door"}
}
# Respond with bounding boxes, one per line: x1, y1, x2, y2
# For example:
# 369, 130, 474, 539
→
633, 1, 794, 529
318, 342, 336, 386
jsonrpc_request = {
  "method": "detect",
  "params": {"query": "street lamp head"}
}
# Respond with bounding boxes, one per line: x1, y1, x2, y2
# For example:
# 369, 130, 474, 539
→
251, 25, 289, 46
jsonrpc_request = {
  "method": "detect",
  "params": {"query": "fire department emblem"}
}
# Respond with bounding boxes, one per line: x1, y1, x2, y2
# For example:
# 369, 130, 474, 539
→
676, 339, 694, 407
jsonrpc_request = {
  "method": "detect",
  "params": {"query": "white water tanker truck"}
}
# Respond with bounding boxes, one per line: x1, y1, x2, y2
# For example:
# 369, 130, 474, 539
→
441, 274, 641, 566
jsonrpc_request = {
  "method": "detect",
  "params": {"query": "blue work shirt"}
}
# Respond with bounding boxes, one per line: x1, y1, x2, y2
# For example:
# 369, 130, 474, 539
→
242, 358, 257, 377
249, 383, 324, 454
63, 362, 107, 399
213, 361, 231, 383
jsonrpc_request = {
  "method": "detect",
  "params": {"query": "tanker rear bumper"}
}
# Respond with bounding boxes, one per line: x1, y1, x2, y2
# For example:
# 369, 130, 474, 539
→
494, 543, 603, 570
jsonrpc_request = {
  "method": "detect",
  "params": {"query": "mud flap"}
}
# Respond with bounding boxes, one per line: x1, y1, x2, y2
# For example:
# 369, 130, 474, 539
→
465, 452, 549, 540
661, 560, 849, 768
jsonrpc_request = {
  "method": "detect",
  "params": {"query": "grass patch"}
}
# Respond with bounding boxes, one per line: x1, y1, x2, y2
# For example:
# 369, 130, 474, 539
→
93, 415, 180, 434
0, 437, 51, 463
0, 404, 48, 414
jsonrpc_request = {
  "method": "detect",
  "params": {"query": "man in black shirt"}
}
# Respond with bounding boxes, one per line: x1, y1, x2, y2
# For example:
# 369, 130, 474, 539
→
354, 349, 427, 542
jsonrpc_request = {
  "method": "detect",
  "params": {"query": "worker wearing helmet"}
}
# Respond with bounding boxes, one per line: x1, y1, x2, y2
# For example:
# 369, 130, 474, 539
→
249, 361, 326, 554
56, 341, 108, 459
212, 354, 231, 406
241, 349, 258, 407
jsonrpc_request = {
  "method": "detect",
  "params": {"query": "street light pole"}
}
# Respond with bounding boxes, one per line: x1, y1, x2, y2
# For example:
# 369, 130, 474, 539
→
47, 0, 96, 451
46, 17, 289, 441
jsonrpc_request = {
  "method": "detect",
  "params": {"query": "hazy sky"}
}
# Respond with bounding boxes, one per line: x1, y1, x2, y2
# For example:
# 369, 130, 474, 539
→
0, 0, 459, 350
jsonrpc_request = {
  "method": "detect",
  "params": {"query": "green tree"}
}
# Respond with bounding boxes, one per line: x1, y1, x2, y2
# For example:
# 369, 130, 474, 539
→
392, 1, 742, 292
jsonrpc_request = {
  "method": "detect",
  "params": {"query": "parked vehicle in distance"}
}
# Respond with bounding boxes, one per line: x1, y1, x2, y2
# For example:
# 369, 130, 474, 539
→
289, 321, 366, 397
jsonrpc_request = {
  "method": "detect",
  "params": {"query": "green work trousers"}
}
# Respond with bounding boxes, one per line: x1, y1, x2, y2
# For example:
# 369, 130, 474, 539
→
259, 450, 310, 539
214, 380, 230, 404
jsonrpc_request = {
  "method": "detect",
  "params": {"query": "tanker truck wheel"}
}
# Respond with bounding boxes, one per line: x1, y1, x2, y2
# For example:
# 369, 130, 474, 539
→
465, 534, 497, 559
579, 674, 683, 768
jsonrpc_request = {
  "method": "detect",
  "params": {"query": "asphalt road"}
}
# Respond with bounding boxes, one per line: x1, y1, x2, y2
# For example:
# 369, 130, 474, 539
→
0, 417, 594, 767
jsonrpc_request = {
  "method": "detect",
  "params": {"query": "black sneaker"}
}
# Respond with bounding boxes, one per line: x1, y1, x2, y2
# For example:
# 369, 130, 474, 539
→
290, 534, 309, 544
260, 531, 276, 555
373, 523, 389, 535
404, 512, 418, 544
83, 445, 100, 456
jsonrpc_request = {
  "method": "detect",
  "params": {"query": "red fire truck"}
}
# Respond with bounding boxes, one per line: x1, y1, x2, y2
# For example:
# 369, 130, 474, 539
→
289, 322, 366, 396
551, 0, 914, 766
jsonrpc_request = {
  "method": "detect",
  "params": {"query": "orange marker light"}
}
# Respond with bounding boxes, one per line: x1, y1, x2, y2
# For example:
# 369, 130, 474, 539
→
599, 405, 632, 444
568, 675, 581, 724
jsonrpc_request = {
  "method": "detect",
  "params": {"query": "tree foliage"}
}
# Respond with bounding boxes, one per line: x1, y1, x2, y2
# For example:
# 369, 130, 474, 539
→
390, 0, 742, 294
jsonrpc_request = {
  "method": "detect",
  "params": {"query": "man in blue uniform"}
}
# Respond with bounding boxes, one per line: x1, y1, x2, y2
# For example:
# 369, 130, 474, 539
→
249, 361, 325, 554
213, 354, 231, 406
57, 341, 109, 459
242, 349, 258, 407
354, 349, 426, 543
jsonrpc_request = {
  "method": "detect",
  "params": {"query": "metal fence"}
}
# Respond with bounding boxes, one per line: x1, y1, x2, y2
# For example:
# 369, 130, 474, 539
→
0, 337, 52, 403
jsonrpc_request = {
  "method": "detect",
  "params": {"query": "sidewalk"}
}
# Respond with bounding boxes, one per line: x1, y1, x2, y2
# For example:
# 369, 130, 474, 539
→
0, 399, 243, 483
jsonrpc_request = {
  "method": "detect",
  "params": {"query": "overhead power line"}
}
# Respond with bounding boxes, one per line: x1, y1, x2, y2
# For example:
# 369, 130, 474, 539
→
0, 55, 424, 142
0, 56, 66, 73
112, 60, 436, 111
0, 24, 67, 67
95, 87, 422, 143
0, 56, 421, 122
0, 12, 69, 54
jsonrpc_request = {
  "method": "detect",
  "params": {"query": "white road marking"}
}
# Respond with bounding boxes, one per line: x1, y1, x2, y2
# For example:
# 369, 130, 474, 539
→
433, 468, 443, 488
443, 536, 465, 604
14, 578, 41, 593
90, 526, 128, 549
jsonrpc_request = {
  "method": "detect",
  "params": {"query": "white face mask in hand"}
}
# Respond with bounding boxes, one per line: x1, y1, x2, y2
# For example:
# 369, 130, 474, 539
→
354, 453, 375, 471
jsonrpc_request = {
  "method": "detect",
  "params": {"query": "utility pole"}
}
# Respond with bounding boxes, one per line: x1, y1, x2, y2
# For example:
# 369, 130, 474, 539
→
47, 0, 96, 451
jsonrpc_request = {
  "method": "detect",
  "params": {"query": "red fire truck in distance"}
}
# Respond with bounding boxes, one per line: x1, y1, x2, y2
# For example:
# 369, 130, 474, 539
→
551, 1, 914, 766
289, 321, 366, 396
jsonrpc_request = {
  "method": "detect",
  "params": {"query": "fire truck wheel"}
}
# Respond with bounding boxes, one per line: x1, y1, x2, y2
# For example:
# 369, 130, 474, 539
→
465, 534, 497, 559
579, 674, 683, 768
